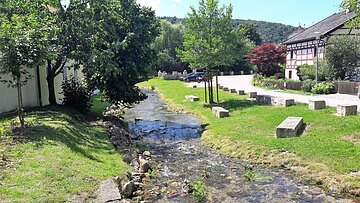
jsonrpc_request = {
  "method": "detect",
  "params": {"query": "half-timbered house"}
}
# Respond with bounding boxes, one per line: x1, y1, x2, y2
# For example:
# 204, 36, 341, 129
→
283, 11, 358, 80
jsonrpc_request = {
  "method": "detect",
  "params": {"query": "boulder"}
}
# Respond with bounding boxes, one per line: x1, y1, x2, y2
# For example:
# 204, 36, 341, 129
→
122, 181, 136, 198
95, 179, 122, 203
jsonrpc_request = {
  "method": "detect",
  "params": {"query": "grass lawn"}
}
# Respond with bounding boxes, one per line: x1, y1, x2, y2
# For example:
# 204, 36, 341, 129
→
139, 78, 360, 194
0, 104, 129, 202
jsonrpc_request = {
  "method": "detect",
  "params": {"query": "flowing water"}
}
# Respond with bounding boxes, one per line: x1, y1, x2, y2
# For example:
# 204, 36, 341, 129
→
125, 91, 352, 203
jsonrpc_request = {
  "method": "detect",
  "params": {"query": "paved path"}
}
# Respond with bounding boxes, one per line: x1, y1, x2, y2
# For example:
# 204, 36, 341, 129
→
188, 75, 360, 111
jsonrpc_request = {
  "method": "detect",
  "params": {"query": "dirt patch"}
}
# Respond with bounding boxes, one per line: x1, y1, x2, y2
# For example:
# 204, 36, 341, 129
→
343, 132, 360, 145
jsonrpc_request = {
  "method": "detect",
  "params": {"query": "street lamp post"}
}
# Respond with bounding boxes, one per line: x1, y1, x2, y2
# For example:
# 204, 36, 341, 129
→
315, 33, 321, 84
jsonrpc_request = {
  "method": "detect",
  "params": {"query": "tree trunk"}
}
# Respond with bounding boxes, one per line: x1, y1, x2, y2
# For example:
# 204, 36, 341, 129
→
47, 73, 57, 105
17, 78, 25, 127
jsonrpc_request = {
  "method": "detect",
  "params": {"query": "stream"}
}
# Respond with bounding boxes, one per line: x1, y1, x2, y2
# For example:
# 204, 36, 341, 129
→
125, 91, 352, 203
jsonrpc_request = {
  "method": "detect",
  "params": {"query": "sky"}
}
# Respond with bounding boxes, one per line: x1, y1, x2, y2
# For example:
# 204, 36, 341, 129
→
136, 0, 344, 27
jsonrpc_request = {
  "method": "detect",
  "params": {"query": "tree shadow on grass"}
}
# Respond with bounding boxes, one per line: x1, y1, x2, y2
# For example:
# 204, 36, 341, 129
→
219, 99, 257, 112
7, 110, 114, 162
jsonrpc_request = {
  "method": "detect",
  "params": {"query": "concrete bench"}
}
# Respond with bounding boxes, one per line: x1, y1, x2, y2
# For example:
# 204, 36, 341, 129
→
272, 98, 295, 107
309, 100, 326, 110
212, 107, 229, 118
248, 92, 257, 98
237, 90, 245, 95
276, 117, 304, 138
337, 105, 358, 116
256, 95, 272, 105
185, 95, 200, 102
223, 87, 229, 91
192, 85, 197, 88
219, 85, 224, 89
230, 89, 237, 93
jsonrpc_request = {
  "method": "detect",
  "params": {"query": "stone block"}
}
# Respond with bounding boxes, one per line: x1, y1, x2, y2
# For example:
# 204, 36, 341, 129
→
230, 89, 237, 93
256, 95, 272, 105
185, 95, 200, 102
248, 92, 257, 98
223, 87, 229, 91
219, 86, 224, 89
309, 100, 326, 110
193, 85, 197, 88
237, 90, 245, 95
272, 98, 295, 107
276, 117, 304, 138
337, 105, 358, 116
212, 107, 230, 118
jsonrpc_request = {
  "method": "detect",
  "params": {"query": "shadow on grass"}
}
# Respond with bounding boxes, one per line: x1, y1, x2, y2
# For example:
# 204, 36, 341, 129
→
5, 109, 114, 162
219, 99, 257, 112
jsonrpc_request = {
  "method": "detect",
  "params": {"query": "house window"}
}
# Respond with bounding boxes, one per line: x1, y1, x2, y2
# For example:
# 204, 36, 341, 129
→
290, 51, 294, 59
63, 66, 68, 81
289, 70, 292, 79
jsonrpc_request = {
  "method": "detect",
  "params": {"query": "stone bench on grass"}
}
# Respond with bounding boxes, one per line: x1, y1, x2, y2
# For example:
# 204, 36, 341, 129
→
248, 92, 257, 98
192, 85, 197, 88
337, 105, 357, 116
185, 95, 200, 102
237, 90, 245, 95
256, 95, 272, 105
212, 107, 229, 118
223, 87, 229, 91
276, 117, 304, 138
272, 98, 295, 107
230, 89, 237, 93
309, 100, 326, 110
219, 85, 224, 89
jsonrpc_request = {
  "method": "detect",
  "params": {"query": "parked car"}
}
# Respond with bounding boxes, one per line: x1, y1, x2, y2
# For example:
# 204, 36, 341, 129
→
181, 72, 204, 82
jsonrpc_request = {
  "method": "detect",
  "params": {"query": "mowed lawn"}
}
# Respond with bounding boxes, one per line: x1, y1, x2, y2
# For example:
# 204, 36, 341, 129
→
0, 106, 129, 202
139, 78, 360, 175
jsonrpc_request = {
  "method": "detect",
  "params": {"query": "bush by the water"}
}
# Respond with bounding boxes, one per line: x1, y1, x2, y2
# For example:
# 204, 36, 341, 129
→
62, 78, 92, 113
311, 82, 335, 94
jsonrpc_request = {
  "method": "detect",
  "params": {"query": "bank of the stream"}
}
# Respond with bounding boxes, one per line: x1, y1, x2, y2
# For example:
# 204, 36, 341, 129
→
138, 78, 360, 198
124, 90, 355, 202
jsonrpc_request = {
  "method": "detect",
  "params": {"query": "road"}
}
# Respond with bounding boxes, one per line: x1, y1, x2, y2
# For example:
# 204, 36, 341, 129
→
188, 75, 360, 111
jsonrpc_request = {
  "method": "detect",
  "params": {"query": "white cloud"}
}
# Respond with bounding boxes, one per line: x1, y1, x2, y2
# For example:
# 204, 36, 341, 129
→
137, 0, 161, 11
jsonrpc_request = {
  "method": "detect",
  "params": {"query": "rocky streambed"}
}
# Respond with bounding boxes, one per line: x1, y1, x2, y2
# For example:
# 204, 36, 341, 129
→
120, 91, 353, 203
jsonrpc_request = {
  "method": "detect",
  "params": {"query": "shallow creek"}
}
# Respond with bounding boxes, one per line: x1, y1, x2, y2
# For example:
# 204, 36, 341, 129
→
125, 91, 352, 203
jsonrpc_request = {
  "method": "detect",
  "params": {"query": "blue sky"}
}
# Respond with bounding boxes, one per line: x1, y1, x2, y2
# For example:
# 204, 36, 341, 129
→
137, 0, 344, 27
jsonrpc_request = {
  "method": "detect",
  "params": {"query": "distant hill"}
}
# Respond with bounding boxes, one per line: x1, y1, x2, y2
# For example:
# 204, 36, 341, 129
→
159, 17, 296, 44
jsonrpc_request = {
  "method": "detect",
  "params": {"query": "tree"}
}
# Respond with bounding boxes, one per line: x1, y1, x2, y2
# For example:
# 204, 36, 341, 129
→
296, 64, 326, 81
322, 36, 360, 80
0, 1, 48, 126
153, 20, 186, 72
246, 44, 286, 77
341, 0, 360, 27
238, 23, 262, 45
80, 0, 159, 106
178, 0, 248, 103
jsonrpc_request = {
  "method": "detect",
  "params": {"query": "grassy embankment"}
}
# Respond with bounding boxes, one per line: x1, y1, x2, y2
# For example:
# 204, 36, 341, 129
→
0, 98, 129, 202
139, 78, 360, 196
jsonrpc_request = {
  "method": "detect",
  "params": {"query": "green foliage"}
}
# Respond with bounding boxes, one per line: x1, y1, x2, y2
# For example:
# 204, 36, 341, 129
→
341, 0, 360, 27
301, 79, 316, 92
80, 0, 159, 106
159, 17, 296, 44
311, 82, 335, 94
252, 74, 284, 90
238, 22, 262, 45
322, 36, 360, 80
296, 64, 326, 81
190, 180, 208, 202
61, 78, 92, 113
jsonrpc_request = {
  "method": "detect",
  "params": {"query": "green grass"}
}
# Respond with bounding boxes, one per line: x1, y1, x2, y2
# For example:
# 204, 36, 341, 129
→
138, 78, 360, 174
91, 95, 111, 115
0, 110, 130, 202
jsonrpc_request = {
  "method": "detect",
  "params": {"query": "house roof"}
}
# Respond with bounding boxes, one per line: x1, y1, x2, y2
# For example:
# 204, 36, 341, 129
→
284, 11, 357, 44
287, 26, 306, 40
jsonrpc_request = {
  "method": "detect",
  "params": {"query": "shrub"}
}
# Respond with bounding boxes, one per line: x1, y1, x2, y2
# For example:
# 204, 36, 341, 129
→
311, 82, 335, 94
62, 78, 92, 113
297, 64, 326, 81
301, 79, 316, 92
274, 73, 285, 80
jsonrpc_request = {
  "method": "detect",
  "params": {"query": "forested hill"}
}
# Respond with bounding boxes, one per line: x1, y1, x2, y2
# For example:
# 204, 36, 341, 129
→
159, 16, 296, 44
